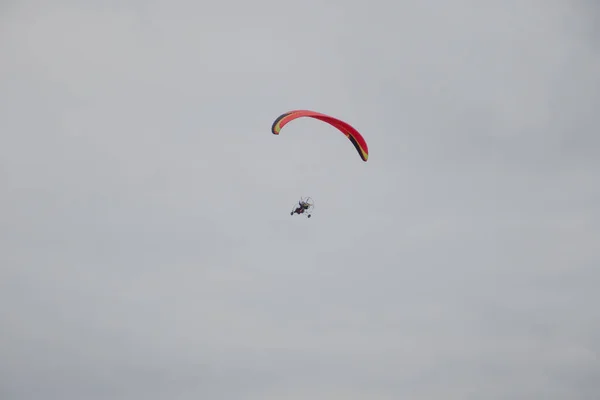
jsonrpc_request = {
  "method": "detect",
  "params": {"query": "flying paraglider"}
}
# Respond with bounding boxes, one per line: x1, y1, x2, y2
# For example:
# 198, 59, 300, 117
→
272, 110, 368, 219
271, 110, 369, 162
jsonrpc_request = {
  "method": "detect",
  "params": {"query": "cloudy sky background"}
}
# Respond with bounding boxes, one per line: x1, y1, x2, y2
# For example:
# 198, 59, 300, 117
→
1, 0, 599, 399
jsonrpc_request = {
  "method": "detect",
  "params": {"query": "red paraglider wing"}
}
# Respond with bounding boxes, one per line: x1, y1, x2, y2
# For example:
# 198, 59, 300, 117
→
271, 110, 369, 161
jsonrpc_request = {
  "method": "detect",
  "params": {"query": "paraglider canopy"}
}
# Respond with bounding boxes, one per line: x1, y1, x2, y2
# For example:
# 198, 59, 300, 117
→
271, 110, 369, 162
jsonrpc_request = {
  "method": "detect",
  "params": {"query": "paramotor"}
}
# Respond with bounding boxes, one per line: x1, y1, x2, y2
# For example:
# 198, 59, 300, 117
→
290, 197, 314, 218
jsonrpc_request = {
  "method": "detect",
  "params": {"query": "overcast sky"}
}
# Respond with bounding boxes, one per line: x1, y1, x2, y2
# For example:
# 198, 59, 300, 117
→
1, 1, 599, 399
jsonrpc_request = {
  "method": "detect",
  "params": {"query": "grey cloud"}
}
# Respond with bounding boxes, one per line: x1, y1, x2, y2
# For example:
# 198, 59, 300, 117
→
1, 0, 599, 399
